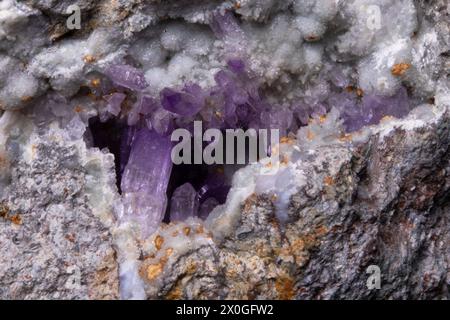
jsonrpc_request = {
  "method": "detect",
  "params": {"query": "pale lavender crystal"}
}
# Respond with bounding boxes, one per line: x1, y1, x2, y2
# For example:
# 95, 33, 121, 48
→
260, 108, 293, 137
293, 103, 311, 125
105, 92, 126, 116
120, 125, 139, 175
310, 103, 327, 118
328, 91, 356, 112
329, 67, 349, 88
150, 108, 173, 135
210, 11, 243, 39
198, 197, 219, 220
169, 183, 199, 222
215, 70, 248, 106
381, 86, 410, 119
227, 58, 245, 73
340, 87, 411, 132
362, 95, 385, 124
105, 64, 149, 91
303, 83, 330, 106
120, 128, 173, 237
210, 11, 247, 59
160, 85, 204, 116
361, 89, 410, 125
128, 94, 157, 126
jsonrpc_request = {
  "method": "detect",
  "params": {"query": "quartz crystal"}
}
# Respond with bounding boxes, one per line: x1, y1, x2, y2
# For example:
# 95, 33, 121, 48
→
1, 0, 448, 301
339, 87, 411, 132
198, 197, 219, 220
105, 65, 149, 91
105, 92, 126, 116
21, 1, 417, 238
161, 84, 204, 116
169, 182, 199, 221
103, 10, 414, 228
198, 170, 230, 204
120, 128, 173, 237
127, 94, 157, 126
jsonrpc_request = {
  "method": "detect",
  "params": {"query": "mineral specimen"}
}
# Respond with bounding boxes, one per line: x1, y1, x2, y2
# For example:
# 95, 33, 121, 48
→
105, 64, 149, 91
169, 183, 199, 221
0, 0, 449, 300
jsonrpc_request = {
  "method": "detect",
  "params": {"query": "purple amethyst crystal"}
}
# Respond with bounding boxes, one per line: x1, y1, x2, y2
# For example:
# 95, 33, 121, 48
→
293, 103, 311, 126
119, 125, 137, 176
361, 89, 409, 125
128, 94, 157, 126
210, 11, 247, 59
210, 11, 244, 39
338, 87, 412, 133
378, 86, 410, 119
260, 108, 293, 137
105, 92, 126, 116
150, 108, 173, 135
329, 67, 349, 88
169, 183, 199, 222
227, 59, 246, 73
105, 64, 149, 91
161, 85, 204, 117
120, 128, 173, 237
97, 36, 414, 233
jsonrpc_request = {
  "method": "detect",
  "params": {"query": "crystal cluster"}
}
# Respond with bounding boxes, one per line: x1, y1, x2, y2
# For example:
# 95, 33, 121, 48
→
1, 0, 448, 301
89, 11, 414, 237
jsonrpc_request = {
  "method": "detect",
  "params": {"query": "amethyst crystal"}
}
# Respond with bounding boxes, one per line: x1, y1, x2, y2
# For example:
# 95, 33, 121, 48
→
198, 197, 219, 220
329, 67, 349, 88
227, 58, 246, 74
119, 125, 137, 176
101, 53, 413, 233
105, 92, 126, 116
210, 11, 247, 59
363, 86, 410, 121
210, 11, 244, 40
120, 128, 173, 237
338, 87, 411, 132
100, 22, 413, 234
105, 64, 149, 91
161, 84, 205, 116
169, 182, 199, 222
260, 107, 293, 137
293, 103, 311, 126
149, 108, 173, 135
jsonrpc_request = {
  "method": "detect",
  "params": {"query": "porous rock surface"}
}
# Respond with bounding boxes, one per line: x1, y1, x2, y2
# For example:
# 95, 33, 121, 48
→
0, 114, 119, 299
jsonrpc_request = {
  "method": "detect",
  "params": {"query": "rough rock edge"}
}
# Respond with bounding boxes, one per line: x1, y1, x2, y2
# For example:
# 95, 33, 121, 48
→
137, 98, 449, 299
0, 116, 120, 299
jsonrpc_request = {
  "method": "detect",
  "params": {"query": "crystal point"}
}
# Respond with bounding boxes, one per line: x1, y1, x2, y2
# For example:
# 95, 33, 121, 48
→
106, 64, 149, 91
120, 128, 173, 237
169, 182, 199, 222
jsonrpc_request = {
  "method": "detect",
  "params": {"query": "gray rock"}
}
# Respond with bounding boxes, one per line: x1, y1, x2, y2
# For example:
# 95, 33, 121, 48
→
138, 102, 449, 299
0, 0, 449, 300
0, 120, 119, 299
